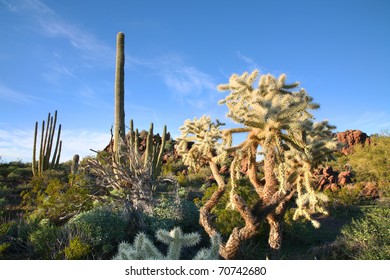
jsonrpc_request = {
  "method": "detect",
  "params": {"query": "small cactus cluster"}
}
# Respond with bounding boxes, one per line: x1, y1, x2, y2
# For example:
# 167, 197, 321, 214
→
32, 110, 62, 177
113, 227, 221, 260
128, 120, 167, 181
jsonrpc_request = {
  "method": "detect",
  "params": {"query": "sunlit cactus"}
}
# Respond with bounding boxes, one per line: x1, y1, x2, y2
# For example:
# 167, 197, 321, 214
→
177, 69, 338, 259
32, 110, 62, 177
113, 31, 125, 164
129, 119, 167, 181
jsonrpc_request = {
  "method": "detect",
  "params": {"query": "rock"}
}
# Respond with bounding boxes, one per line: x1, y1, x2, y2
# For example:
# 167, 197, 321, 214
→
323, 166, 334, 177
360, 182, 380, 199
337, 130, 371, 155
337, 171, 352, 186
324, 183, 340, 192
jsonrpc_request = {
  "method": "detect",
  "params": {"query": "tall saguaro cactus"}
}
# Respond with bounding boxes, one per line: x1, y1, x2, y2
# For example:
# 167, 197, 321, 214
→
32, 110, 62, 177
114, 32, 125, 163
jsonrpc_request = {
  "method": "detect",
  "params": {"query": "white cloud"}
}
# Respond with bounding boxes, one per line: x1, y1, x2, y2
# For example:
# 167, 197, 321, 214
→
0, 82, 41, 103
129, 54, 216, 108
0, 128, 33, 162
352, 111, 390, 135
0, 128, 110, 163
3, 0, 114, 66
237, 51, 259, 71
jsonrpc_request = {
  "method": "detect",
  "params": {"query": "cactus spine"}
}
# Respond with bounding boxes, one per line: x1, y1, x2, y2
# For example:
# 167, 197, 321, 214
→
32, 110, 62, 177
113, 31, 125, 163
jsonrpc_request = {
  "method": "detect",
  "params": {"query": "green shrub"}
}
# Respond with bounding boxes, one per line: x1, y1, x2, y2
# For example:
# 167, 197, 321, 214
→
64, 237, 91, 260
326, 185, 364, 210
348, 135, 390, 197
22, 173, 94, 224
283, 208, 312, 245
0, 242, 11, 258
66, 206, 128, 258
336, 207, 390, 259
28, 220, 63, 259
312, 207, 390, 259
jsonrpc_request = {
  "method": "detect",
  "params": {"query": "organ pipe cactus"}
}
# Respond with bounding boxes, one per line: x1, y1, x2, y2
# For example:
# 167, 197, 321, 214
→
129, 119, 167, 181
32, 110, 62, 177
113, 31, 125, 164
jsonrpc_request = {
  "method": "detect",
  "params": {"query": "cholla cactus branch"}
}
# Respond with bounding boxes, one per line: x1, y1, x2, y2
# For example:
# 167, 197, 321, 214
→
113, 227, 219, 260
156, 227, 200, 260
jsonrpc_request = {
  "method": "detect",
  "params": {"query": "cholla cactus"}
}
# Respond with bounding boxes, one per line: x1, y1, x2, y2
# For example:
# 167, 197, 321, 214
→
177, 116, 225, 171
193, 233, 221, 260
113, 227, 220, 260
177, 70, 338, 259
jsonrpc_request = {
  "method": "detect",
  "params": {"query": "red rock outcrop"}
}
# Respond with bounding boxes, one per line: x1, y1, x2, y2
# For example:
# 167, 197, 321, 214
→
336, 130, 371, 155
314, 166, 352, 192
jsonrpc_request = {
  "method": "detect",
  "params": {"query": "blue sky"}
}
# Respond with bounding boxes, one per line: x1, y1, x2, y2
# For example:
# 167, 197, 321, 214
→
0, 0, 389, 163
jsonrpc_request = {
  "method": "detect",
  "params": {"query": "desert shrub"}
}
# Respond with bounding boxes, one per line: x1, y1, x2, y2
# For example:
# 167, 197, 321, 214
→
21, 173, 94, 224
283, 208, 312, 245
66, 206, 129, 258
21, 170, 67, 211
336, 207, 390, 259
312, 207, 390, 259
143, 193, 202, 241
0, 197, 6, 217
325, 185, 364, 211
0, 218, 41, 259
6, 172, 22, 181
347, 135, 390, 196
64, 237, 91, 260
161, 157, 187, 177
28, 219, 64, 259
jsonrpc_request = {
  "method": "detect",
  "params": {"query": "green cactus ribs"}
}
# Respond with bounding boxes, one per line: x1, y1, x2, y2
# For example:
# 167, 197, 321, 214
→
114, 31, 125, 164
32, 110, 62, 177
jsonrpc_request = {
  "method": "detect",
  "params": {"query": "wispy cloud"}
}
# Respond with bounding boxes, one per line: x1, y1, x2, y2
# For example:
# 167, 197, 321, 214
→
0, 82, 41, 103
129, 54, 216, 109
0, 128, 33, 162
237, 51, 259, 71
2, 0, 114, 66
42, 61, 75, 85
0, 127, 110, 163
352, 111, 390, 135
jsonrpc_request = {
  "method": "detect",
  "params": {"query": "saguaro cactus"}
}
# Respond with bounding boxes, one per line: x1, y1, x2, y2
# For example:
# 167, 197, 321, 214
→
113, 31, 125, 163
32, 110, 62, 177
